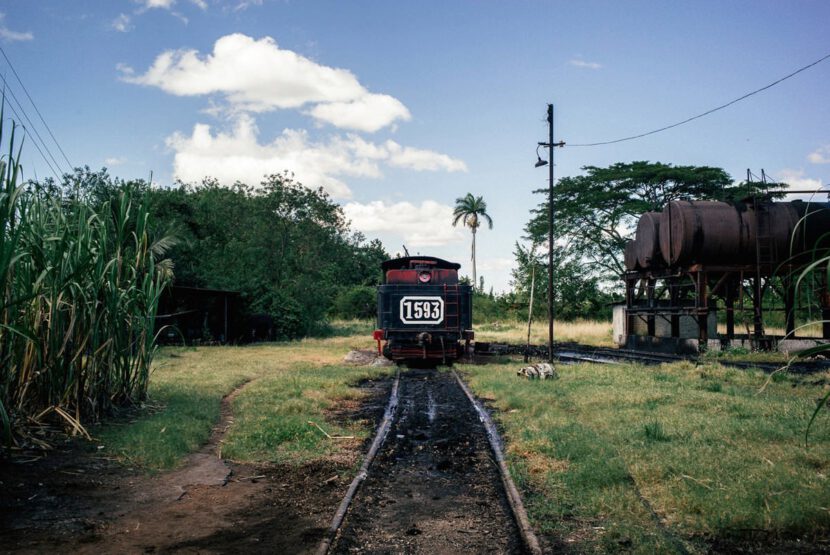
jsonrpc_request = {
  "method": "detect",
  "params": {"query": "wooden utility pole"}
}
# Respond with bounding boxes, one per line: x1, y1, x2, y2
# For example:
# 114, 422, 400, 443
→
537, 104, 564, 363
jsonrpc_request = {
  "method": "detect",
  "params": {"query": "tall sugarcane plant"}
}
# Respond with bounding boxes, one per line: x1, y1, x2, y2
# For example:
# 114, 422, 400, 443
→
0, 114, 173, 447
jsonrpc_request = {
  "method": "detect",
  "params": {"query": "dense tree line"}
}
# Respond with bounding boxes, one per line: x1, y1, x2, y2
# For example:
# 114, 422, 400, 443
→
29, 160, 784, 342
46, 168, 388, 339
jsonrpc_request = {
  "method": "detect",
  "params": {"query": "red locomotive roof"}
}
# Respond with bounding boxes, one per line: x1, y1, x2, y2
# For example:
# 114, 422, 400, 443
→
381, 256, 461, 272
382, 256, 461, 285
385, 269, 459, 285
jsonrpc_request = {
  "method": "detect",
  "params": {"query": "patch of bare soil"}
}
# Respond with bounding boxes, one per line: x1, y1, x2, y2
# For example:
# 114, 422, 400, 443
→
343, 350, 394, 367
707, 534, 830, 554
0, 377, 393, 554
332, 367, 526, 554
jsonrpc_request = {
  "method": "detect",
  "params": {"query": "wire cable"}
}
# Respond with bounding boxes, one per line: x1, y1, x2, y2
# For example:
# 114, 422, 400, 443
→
0, 73, 69, 176
3, 114, 62, 182
0, 43, 73, 169
569, 52, 830, 147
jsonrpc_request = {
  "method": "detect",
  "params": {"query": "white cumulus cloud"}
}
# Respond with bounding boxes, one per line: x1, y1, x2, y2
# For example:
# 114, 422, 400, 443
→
808, 145, 830, 164
120, 33, 411, 131
343, 200, 465, 247
308, 94, 410, 133
384, 141, 467, 172
569, 57, 602, 70
130, 0, 204, 25
141, 0, 208, 9
165, 115, 466, 199
775, 168, 827, 200
138, 0, 176, 9
0, 13, 33, 42
776, 168, 825, 190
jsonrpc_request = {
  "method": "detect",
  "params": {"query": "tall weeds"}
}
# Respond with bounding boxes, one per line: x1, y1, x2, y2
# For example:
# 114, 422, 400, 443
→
786, 204, 830, 443
0, 115, 172, 447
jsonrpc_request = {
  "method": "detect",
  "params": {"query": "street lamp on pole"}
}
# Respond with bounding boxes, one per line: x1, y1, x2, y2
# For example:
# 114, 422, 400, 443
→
534, 104, 565, 363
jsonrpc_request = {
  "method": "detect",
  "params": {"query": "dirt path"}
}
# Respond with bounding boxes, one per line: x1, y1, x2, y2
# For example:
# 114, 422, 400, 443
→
1, 370, 528, 554
0, 377, 392, 554
331, 368, 526, 554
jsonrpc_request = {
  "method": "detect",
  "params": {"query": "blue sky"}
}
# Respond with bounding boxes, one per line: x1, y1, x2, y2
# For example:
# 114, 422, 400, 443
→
2, 1, 829, 292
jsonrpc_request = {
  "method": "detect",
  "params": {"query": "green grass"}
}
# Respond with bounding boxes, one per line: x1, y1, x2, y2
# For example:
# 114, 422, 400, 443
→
95, 321, 830, 550
460, 360, 830, 552
98, 327, 389, 470
701, 347, 792, 365
475, 319, 615, 347
222, 362, 388, 463
313, 318, 377, 338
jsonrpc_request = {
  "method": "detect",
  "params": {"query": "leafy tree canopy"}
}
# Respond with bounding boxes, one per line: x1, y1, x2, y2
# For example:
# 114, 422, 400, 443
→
511, 241, 613, 321
46, 169, 388, 339
525, 161, 781, 277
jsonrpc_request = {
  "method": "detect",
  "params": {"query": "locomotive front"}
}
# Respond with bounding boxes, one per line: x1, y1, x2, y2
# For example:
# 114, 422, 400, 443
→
373, 256, 474, 364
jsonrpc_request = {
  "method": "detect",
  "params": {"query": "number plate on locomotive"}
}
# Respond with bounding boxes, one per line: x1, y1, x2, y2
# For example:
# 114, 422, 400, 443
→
399, 296, 444, 325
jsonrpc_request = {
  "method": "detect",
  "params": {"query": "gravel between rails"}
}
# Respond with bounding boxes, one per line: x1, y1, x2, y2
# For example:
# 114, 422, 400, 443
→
330, 367, 527, 554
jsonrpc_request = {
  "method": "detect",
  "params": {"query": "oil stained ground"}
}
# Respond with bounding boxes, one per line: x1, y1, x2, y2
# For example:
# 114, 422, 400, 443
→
333, 367, 525, 554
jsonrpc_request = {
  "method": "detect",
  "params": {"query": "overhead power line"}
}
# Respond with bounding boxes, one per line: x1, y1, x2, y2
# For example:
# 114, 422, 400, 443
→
569, 51, 830, 147
0, 74, 69, 177
22, 128, 63, 182
2, 113, 63, 182
0, 43, 73, 170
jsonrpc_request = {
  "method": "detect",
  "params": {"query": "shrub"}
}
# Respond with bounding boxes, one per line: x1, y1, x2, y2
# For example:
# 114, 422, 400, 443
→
331, 285, 377, 320
252, 289, 305, 340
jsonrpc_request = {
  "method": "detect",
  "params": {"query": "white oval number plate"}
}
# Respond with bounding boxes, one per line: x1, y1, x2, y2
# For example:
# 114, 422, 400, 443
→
399, 296, 444, 325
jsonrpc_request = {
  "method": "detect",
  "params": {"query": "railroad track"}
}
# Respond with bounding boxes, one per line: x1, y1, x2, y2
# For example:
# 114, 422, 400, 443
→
565, 344, 830, 373
317, 367, 541, 555
317, 345, 826, 553
475, 341, 830, 374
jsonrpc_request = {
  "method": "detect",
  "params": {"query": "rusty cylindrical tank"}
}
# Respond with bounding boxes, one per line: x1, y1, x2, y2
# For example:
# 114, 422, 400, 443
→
658, 200, 830, 267
624, 240, 639, 271
634, 212, 661, 268
659, 201, 751, 266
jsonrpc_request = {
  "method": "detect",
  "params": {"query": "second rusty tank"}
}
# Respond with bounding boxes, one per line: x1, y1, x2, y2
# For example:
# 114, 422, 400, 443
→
624, 240, 639, 271
658, 199, 830, 267
634, 211, 662, 268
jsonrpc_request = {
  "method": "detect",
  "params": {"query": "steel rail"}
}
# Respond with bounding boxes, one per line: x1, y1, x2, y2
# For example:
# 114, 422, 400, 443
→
556, 346, 816, 374
452, 370, 543, 555
478, 341, 830, 374
316, 368, 400, 555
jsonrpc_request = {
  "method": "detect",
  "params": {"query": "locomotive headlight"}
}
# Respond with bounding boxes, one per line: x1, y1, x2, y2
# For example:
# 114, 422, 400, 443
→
418, 271, 431, 283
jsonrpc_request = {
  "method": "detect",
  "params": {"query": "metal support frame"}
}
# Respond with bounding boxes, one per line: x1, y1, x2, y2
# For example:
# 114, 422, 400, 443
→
622, 262, 813, 350
725, 279, 736, 340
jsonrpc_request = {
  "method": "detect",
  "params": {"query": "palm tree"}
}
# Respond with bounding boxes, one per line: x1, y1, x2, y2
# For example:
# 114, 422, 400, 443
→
452, 193, 493, 288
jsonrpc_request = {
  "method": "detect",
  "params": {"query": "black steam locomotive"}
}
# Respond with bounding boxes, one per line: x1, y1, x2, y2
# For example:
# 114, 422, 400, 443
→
373, 256, 474, 364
